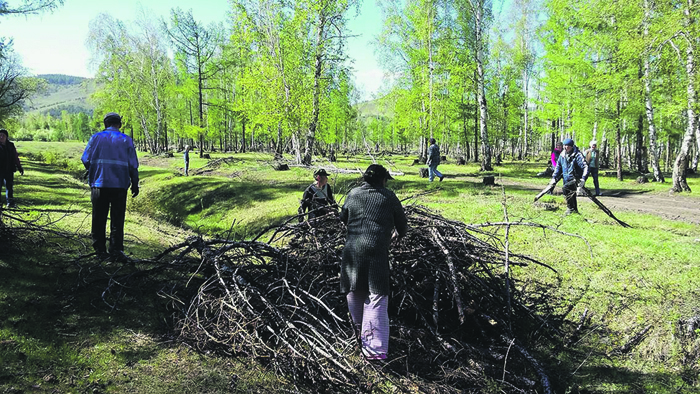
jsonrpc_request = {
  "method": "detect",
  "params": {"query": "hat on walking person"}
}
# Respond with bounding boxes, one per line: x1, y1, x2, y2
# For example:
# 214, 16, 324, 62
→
562, 138, 575, 146
590, 140, 597, 148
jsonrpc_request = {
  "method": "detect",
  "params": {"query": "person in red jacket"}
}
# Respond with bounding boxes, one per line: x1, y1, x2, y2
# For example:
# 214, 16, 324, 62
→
0, 128, 25, 208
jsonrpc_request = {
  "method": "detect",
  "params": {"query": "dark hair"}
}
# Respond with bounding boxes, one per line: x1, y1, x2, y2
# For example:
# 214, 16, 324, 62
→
363, 164, 393, 186
429, 138, 436, 144
104, 118, 122, 128
0, 129, 7, 137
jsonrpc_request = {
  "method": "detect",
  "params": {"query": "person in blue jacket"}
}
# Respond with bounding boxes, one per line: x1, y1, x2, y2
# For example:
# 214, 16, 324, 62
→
81, 112, 140, 262
550, 138, 589, 215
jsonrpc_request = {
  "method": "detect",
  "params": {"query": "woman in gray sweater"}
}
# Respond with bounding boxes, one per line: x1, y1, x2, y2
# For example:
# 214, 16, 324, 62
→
339, 164, 408, 360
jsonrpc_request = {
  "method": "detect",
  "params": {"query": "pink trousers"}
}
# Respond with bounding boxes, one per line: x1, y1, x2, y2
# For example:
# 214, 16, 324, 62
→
346, 291, 389, 359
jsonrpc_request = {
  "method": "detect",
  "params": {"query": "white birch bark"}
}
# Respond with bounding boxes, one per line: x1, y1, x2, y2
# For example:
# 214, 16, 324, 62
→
643, 0, 664, 182
671, 0, 696, 192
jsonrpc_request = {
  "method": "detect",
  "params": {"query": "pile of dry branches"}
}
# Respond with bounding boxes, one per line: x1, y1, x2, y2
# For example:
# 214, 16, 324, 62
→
165, 205, 566, 393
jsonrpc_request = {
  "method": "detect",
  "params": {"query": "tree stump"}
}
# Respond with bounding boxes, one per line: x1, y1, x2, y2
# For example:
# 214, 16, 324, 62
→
440, 155, 447, 162
202, 153, 211, 159
419, 168, 429, 178
636, 176, 648, 184
457, 157, 466, 165
274, 162, 289, 171
162, 152, 174, 158
483, 176, 495, 186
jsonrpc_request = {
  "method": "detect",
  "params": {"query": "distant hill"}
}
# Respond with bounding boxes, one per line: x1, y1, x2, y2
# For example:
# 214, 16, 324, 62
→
355, 97, 394, 120
25, 74, 97, 117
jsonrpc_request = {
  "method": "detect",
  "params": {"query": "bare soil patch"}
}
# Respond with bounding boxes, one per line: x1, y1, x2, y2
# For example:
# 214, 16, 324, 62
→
490, 177, 700, 225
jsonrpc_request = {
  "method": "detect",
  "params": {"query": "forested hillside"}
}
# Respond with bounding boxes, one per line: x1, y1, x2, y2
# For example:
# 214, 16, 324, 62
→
25, 74, 96, 116
38, 74, 86, 85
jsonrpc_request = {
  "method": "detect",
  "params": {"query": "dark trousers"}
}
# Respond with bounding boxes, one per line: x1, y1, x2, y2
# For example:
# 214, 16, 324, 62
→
91, 187, 128, 253
562, 181, 578, 212
589, 167, 600, 195
2, 172, 15, 204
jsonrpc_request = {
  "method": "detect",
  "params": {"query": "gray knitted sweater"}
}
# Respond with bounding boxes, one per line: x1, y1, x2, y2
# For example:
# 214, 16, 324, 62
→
339, 182, 408, 295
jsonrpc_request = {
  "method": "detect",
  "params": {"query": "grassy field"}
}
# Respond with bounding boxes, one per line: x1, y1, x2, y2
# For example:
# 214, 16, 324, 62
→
2, 141, 700, 393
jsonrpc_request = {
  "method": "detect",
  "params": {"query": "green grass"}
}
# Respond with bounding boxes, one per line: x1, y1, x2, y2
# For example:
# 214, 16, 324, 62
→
2, 142, 700, 393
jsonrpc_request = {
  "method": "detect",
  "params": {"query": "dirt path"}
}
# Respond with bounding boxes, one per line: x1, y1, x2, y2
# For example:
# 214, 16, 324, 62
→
477, 177, 700, 225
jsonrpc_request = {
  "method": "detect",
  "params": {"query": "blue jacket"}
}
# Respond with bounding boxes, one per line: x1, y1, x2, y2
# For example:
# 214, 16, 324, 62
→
552, 146, 588, 185
427, 143, 440, 166
81, 127, 139, 189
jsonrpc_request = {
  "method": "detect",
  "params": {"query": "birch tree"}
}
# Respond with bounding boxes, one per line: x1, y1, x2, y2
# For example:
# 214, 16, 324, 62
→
301, 0, 358, 165
670, 0, 697, 193
457, 0, 493, 170
643, 0, 664, 182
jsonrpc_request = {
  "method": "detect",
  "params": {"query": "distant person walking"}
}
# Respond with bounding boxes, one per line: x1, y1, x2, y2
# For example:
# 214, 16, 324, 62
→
550, 138, 589, 215
183, 145, 190, 176
427, 138, 444, 182
81, 112, 140, 262
340, 164, 408, 361
551, 141, 563, 170
298, 168, 337, 222
0, 128, 24, 208
584, 140, 601, 196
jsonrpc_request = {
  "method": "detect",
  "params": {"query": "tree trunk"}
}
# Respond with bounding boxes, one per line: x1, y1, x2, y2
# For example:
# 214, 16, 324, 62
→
241, 118, 247, 153
302, 14, 326, 166
473, 94, 479, 162
671, 0, 696, 192
616, 100, 624, 181
522, 66, 529, 159
643, 0, 665, 182
635, 114, 646, 173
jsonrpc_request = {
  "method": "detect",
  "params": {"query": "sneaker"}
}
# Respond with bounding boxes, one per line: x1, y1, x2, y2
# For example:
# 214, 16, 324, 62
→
439, 175, 444, 182
564, 209, 579, 216
6, 202, 16, 209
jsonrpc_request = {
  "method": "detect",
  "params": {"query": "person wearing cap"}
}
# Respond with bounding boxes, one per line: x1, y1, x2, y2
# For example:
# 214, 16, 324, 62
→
0, 128, 24, 208
183, 145, 190, 176
550, 138, 589, 215
426, 137, 444, 182
583, 140, 601, 196
298, 168, 337, 222
339, 164, 408, 361
81, 112, 140, 262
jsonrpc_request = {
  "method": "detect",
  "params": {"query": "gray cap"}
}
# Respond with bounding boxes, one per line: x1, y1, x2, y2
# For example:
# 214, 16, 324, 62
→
103, 112, 122, 122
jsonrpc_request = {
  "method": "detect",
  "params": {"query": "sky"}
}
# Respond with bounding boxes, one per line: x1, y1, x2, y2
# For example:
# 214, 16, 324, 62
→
0, 0, 385, 101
